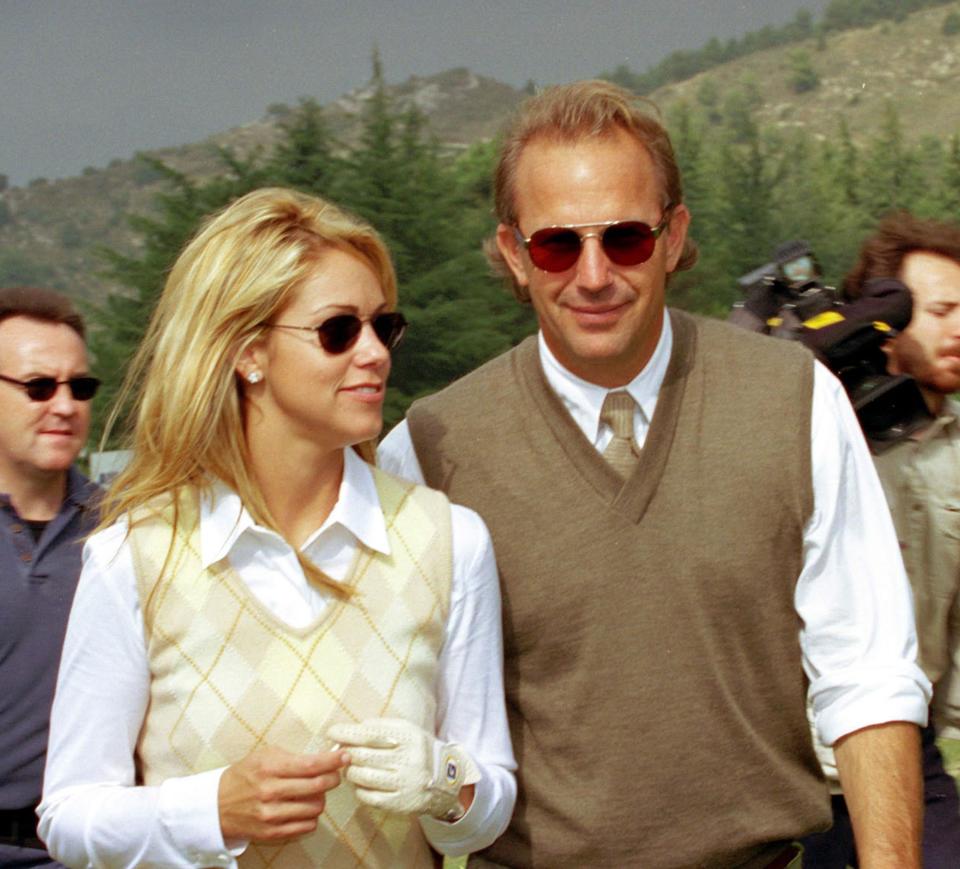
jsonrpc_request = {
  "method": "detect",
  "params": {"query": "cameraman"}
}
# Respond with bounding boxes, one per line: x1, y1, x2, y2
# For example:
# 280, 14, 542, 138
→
804, 211, 960, 867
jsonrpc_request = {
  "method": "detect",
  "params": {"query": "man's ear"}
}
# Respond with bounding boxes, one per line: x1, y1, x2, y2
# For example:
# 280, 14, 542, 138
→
664, 203, 691, 273
496, 223, 531, 289
882, 334, 904, 376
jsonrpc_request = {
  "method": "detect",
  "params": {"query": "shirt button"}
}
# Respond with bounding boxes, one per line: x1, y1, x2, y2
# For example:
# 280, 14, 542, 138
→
20, 552, 31, 563
10, 523, 22, 533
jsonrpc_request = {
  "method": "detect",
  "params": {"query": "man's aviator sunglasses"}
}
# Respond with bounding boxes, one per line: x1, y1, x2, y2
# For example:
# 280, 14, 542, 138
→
513, 208, 673, 273
265, 311, 407, 355
0, 374, 101, 402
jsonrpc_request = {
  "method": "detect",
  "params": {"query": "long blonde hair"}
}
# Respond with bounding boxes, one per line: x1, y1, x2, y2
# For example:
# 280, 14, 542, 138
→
99, 187, 397, 592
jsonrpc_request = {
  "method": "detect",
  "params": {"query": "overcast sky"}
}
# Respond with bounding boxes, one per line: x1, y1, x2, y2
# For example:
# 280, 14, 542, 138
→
2, 0, 832, 187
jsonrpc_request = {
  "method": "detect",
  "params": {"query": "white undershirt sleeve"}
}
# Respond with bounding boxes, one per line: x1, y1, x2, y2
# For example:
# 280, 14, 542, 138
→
419, 505, 517, 854
38, 528, 240, 868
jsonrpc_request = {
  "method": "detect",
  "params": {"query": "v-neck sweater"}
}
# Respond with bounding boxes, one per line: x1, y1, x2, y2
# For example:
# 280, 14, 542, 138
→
407, 309, 827, 868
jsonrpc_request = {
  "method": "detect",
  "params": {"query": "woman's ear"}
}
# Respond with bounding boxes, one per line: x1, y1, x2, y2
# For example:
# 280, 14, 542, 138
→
235, 336, 267, 386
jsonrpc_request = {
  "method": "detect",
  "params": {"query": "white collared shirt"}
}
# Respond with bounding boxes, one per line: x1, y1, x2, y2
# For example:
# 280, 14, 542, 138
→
378, 313, 932, 751
39, 448, 516, 868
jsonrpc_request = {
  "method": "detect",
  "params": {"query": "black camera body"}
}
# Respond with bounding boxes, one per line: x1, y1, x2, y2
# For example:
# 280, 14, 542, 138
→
729, 241, 933, 452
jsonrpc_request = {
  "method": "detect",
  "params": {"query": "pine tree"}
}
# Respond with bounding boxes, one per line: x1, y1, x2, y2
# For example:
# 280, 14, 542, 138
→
861, 103, 923, 219
269, 97, 341, 195
89, 153, 266, 445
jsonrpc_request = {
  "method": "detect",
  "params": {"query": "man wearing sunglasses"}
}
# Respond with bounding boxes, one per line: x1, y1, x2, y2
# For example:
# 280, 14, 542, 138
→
380, 80, 929, 868
0, 286, 100, 867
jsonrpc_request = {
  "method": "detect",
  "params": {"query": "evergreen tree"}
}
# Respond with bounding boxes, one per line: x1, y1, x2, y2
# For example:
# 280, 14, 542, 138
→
860, 103, 923, 219
90, 153, 266, 445
269, 97, 341, 195
942, 135, 960, 214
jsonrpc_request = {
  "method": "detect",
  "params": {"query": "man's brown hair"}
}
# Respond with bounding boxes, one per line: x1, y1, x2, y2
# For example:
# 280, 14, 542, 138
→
0, 286, 85, 339
487, 79, 698, 300
844, 211, 960, 298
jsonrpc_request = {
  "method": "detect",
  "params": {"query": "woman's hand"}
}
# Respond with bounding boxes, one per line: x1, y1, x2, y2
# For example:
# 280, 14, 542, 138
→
328, 718, 479, 821
218, 745, 350, 843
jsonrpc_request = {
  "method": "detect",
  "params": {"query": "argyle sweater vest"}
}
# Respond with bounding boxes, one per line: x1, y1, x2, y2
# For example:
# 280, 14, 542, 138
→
407, 310, 829, 869
131, 468, 452, 868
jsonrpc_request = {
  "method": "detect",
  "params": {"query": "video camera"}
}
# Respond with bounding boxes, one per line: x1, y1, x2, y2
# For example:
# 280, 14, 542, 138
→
729, 241, 933, 452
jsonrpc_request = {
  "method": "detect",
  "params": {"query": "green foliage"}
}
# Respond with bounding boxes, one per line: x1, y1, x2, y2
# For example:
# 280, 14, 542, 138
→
600, 7, 817, 94
0, 249, 54, 285
90, 51, 960, 448
131, 153, 169, 186
788, 50, 820, 93
668, 97, 960, 309
89, 56, 527, 445
603, 1, 950, 98
271, 97, 340, 195
59, 222, 83, 249
943, 10, 960, 33
89, 153, 268, 444
822, 0, 952, 32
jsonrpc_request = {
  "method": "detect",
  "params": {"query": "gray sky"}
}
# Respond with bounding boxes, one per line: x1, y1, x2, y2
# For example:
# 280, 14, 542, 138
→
2, 0, 831, 187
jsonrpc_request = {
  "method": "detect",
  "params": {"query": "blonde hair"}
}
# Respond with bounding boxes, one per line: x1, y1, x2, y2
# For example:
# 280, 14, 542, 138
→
99, 187, 397, 593
486, 79, 698, 301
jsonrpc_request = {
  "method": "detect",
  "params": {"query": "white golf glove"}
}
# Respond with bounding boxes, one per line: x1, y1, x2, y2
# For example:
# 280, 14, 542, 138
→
328, 718, 480, 821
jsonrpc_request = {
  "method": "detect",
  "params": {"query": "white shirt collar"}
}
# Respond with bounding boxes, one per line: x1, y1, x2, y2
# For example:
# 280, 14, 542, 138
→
537, 310, 673, 444
199, 447, 391, 568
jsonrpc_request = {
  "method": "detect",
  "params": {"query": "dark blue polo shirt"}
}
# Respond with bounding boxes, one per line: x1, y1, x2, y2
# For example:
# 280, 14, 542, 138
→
0, 468, 100, 810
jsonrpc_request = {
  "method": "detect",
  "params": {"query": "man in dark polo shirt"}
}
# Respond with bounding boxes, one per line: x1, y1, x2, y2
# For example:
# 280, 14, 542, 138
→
379, 81, 931, 867
0, 287, 100, 868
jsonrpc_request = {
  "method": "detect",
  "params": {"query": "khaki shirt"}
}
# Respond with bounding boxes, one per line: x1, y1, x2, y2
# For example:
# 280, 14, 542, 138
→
874, 400, 960, 738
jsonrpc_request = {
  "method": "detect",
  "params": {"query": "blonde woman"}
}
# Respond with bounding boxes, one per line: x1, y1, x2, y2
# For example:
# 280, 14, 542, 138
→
38, 188, 515, 867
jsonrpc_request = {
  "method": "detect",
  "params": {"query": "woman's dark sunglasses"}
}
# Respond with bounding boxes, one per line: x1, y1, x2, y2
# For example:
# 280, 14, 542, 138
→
266, 311, 407, 355
0, 373, 101, 402
514, 209, 673, 273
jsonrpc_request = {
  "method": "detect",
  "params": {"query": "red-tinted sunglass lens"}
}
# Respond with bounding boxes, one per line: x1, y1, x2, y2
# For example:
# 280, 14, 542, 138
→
602, 222, 657, 266
527, 228, 582, 272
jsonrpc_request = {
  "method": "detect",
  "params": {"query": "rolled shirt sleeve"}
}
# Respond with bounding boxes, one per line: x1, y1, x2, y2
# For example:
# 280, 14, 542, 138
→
381, 370, 933, 752
800, 362, 931, 748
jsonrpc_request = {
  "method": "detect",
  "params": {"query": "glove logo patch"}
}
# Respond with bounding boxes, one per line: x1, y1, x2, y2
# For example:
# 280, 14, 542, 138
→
445, 757, 460, 785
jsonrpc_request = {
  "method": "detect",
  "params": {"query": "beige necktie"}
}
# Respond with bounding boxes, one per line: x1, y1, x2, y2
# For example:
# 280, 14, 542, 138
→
601, 390, 640, 478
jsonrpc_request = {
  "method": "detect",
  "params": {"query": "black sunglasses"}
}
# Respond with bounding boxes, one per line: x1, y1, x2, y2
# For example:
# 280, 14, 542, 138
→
514, 209, 673, 273
0, 373, 101, 402
266, 311, 407, 355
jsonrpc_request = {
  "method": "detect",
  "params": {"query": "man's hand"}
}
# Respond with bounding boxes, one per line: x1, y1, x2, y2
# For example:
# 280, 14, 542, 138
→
833, 721, 922, 869
328, 718, 479, 821
218, 745, 350, 843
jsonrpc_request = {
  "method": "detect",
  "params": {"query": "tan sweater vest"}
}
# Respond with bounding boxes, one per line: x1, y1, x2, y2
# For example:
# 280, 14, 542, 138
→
130, 468, 452, 868
407, 310, 828, 868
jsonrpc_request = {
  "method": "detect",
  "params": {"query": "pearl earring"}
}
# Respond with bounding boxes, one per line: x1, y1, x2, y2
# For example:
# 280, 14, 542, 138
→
246, 371, 263, 384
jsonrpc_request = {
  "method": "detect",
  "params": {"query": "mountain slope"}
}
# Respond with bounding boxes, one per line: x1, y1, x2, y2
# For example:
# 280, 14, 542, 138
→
3, 3, 960, 303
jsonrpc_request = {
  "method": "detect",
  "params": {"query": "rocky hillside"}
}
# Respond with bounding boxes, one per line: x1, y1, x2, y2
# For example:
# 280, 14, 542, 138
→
4, 3, 960, 304
655, 2, 960, 143
0, 67, 525, 304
